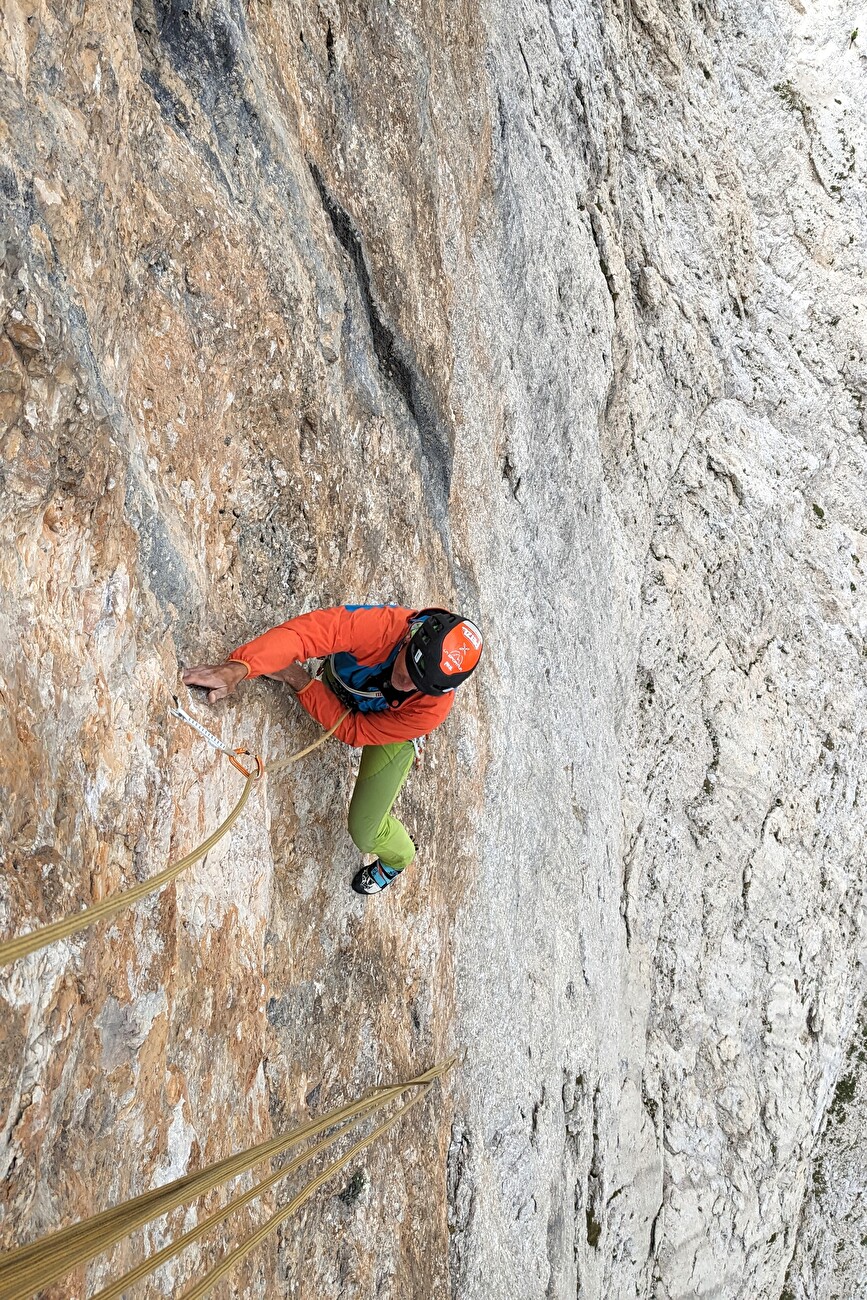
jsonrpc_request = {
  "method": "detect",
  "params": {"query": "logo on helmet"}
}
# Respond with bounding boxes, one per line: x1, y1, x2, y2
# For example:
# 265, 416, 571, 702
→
461, 622, 482, 651
443, 646, 467, 673
440, 623, 483, 677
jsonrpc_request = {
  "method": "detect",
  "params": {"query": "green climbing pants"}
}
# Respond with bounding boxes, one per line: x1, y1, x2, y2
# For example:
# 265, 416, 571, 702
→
347, 741, 416, 872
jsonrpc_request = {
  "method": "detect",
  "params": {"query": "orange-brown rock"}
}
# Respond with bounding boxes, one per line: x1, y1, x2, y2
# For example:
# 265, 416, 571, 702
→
2, 1, 866, 1298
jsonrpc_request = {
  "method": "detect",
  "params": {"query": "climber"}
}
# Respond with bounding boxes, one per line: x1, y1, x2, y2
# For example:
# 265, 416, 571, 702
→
181, 604, 483, 895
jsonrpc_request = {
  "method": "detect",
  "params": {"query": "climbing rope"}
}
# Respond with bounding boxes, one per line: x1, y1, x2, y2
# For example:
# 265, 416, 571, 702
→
0, 705, 349, 967
0, 1059, 454, 1300
95, 1060, 454, 1300
181, 1081, 438, 1300
0, 698, 452, 1300
89, 1113, 368, 1300
0, 1074, 398, 1299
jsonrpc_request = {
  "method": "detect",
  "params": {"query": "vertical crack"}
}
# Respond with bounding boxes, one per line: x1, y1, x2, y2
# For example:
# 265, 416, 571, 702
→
308, 161, 453, 527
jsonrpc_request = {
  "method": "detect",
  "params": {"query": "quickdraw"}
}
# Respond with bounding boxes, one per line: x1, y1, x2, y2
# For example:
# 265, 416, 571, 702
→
0, 702, 348, 967
169, 696, 264, 779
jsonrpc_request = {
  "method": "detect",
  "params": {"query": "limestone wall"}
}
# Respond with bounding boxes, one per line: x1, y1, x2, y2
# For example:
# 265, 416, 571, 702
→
0, 1, 864, 1297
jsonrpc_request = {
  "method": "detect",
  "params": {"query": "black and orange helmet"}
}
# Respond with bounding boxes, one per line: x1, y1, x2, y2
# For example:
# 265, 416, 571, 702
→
405, 609, 483, 695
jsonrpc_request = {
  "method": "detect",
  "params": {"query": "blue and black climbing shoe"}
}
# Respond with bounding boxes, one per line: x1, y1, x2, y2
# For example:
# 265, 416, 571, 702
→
351, 860, 401, 895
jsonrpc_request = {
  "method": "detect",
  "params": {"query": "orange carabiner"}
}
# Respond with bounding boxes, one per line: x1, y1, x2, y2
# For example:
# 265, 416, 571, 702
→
228, 750, 265, 780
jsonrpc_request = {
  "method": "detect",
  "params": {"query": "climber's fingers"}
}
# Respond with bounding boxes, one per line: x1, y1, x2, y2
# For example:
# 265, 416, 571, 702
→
182, 662, 247, 702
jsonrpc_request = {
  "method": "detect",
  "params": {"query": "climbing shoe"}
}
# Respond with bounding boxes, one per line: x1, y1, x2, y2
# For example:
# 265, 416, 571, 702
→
351, 859, 402, 895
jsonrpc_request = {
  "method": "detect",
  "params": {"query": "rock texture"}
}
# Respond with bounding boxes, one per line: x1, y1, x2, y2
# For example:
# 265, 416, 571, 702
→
1, 1, 865, 1298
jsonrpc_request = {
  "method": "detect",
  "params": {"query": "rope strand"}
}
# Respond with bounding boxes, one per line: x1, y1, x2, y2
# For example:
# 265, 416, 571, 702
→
0, 711, 348, 967
0, 1059, 451, 1300
179, 1082, 441, 1300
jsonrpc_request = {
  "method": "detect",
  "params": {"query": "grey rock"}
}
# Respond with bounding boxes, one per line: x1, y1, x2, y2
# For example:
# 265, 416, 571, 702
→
0, 0, 865, 1298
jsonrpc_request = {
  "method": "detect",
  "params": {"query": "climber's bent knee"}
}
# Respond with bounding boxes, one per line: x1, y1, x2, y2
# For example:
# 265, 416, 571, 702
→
347, 804, 381, 856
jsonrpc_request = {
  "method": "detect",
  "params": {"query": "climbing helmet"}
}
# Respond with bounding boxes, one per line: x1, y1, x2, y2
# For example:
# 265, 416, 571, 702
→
405, 609, 483, 695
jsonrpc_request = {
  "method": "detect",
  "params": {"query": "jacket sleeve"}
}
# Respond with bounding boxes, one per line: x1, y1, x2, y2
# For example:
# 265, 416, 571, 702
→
228, 605, 413, 679
296, 680, 454, 746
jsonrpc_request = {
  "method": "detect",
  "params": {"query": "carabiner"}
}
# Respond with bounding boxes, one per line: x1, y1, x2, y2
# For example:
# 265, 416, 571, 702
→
228, 750, 265, 780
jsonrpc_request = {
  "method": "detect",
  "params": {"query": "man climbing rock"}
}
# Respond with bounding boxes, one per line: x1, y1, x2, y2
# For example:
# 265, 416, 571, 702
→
182, 605, 483, 895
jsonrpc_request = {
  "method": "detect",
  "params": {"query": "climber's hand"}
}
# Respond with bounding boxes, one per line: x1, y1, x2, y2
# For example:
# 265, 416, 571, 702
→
182, 661, 248, 703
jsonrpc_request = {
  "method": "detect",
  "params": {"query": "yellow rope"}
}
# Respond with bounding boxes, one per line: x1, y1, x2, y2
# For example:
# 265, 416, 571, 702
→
0, 1060, 451, 1300
180, 1081, 440, 1300
0, 775, 256, 968
91, 1101, 381, 1299
0, 711, 349, 968
264, 710, 349, 774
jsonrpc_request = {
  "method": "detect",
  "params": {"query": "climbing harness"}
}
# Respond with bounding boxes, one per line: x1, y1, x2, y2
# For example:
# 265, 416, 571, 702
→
0, 1058, 455, 1300
0, 702, 348, 967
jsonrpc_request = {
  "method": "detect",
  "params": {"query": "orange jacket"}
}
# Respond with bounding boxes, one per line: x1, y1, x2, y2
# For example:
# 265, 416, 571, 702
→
230, 605, 454, 747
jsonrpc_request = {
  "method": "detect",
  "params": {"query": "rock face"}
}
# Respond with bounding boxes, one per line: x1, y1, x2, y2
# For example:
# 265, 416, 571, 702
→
0, 1, 865, 1298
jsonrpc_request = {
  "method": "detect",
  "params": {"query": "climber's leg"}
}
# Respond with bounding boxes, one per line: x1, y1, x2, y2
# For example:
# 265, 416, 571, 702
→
347, 742, 416, 890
